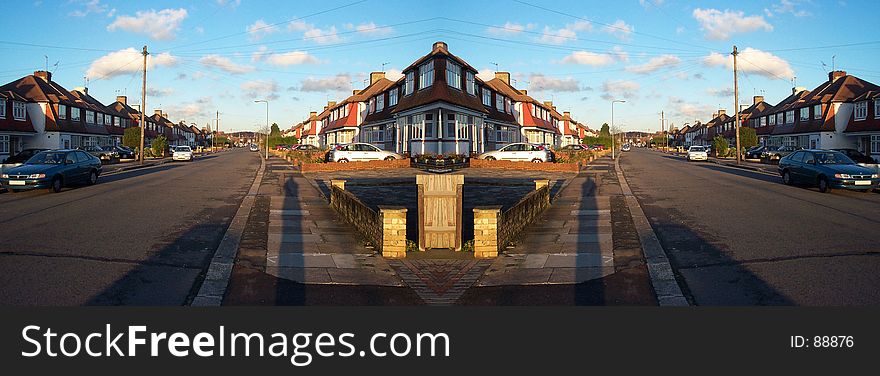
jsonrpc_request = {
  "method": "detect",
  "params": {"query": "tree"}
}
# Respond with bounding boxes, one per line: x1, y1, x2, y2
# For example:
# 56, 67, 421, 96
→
739, 127, 758, 149
599, 123, 611, 137
151, 135, 169, 157
712, 135, 729, 157
123, 127, 141, 149
270, 123, 281, 137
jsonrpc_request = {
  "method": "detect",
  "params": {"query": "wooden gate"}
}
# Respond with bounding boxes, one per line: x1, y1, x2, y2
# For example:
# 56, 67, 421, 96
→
416, 174, 464, 251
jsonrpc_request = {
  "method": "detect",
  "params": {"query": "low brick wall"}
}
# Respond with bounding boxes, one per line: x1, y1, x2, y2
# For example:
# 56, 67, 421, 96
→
302, 158, 410, 172
328, 180, 407, 258
469, 159, 579, 172
473, 180, 551, 258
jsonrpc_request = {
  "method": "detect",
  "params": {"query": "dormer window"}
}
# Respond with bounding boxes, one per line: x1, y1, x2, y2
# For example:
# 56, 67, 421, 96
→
418, 60, 434, 90
496, 94, 503, 111
466, 71, 475, 95
875, 100, 880, 119
58, 104, 67, 119
0, 98, 6, 119
813, 104, 822, 119
86, 110, 95, 124
389, 87, 398, 106
96, 113, 104, 125
377, 94, 384, 112
446, 60, 461, 90
369, 98, 375, 114
482, 88, 491, 106
799, 107, 809, 121
855, 101, 868, 121
405, 72, 414, 95
12, 101, 26, 120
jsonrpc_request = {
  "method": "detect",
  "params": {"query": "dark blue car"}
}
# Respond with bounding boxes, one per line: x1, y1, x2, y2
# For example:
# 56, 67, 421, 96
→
778, 150, 879, 193
0, 150, 103, 193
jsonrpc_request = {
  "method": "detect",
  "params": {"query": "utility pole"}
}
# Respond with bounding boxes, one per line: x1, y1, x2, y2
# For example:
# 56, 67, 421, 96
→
214, 111, 219, 151
611, 99, 625, 160
733, 45, 742, 164
139, 45, 148, 164
660, 111, 665, 150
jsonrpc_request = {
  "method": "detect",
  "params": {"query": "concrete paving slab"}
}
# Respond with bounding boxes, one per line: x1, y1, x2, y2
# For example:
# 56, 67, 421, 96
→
522, 254, 549, 268
548, 267, 616, 283
544, 253, 614, 268
557, 233, 614, 243
265, 266, 332, 283
331, 254, 358, 268
570, 209, 611, 216
269, 209, 311, 216
326, 268, 403, 286
477, 268, 553, 286
267, 253, 336, 268
268, 233, 323, 243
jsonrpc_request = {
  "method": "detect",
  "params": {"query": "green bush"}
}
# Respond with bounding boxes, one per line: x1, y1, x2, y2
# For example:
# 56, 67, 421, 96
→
285, 149, 327, 164
461, 239, 475, 252
712, 135, 729, 157
554, 150, 595, 164
406, 239, 419, 252
123, 127, 142, 149
151, 135, 169, 157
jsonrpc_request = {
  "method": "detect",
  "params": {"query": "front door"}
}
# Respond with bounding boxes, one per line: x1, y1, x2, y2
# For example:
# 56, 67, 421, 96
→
416, 174, 464, 251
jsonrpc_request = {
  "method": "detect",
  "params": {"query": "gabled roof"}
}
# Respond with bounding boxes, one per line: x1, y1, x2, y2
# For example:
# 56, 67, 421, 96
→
402, 41, 478, 74
844, 90, 880, 133
0, 74, 80, 107
392, 79, 487, 114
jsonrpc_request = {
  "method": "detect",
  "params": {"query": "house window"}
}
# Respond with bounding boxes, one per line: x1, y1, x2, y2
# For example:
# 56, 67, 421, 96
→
389, 88, 398, 106
496, 94, 504, 111
785, 110, 794, 124
57, 104, 67, 119
445, 113, 456, 138
0, 98, 5, 118
368, 98, 375, 114
875, 100, 880, 119
86, 110, 95, 124
466, 71, 475, 95
12, 101, 26, 120
530, 104, 536, 117
96, 113, 103, 125
0, 135, 8, 154
760, 116, 766, 127
409, 115, 422, 139
813, 104, 822, 119
456, 114, 469, 139
871, 135, 880, 154
115, 117, 121, 126
344, 105, 349, 118
377, 94, 384, 112
418, 60, 434, 90
800, 107, 809, 121
776, 113, 783, 125
424, 113, 435, 138
482, 88, 491, 106
405, 72, 414, 95
105, 114, 112, 125
855, 101, 868, 121
505, 98, 512, 114
446, 60, 461, 89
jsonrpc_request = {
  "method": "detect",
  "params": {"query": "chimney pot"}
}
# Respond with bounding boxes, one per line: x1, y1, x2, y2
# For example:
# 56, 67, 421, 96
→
432, 41, 448, 52
829, 70, 847, 82
327, 101, 336, 107
117, 96, 127, 105
34, 70, 52, 82
717, 109, 726, 116
564, 111, 571, 117
543, 101, 553, 108
353, 90, 359, 95
370, 72, 385, 86
753, 95, 764, 105
494, 72, 510, 85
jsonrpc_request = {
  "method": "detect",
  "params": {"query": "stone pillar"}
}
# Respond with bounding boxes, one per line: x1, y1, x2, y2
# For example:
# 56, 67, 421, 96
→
473, 206, 502, 258
534, 179, 549, 191
380, 206, 408, 258
330, 179, 346, 190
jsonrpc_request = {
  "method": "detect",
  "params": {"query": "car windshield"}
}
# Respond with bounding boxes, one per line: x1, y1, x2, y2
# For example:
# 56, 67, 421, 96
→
689, 147, 705, 152
815, 152, 854, 165
174, 147, 191, 152
26, 152, 67, 165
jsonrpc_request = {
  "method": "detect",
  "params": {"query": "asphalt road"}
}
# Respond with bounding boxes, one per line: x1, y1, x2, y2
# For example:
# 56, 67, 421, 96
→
0, 148, 260, 305
620, 148, 880, 305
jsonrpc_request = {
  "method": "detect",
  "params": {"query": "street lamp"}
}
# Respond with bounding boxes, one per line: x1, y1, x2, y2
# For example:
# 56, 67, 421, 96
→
254, 100, 269, 160
611, 99, 626, 160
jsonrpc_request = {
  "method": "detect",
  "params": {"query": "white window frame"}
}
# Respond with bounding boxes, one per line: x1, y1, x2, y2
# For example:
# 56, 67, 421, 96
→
389, 88, 398, 106
800, 107, 809, 121
760, 116, 766, 127
0, 135, 8, 154
405, 72, 414, 95
482, 88, 491, 106
96, 112, 104, 125
456, 114, 469, 139
466, 71, 475, 95
874, 100, 880, 119
418, 60, 434, 90
813, 104, 822, 119
86, 110, 95, 124
446, 60, 461, 90
115, 116, 121, 126
424, 113, 435, 138
496, 94, 504, 111
369, 98, 375, 114
12, 101, 26, 121
445, 113, 456, 138
785, 110, 794, 124
855, 101, 868, 121
871, 135, 880, 154
0, 98, 6, 119
377, 94, 384, 112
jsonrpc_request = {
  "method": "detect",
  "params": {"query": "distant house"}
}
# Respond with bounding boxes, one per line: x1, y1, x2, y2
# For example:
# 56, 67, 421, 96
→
0, 90, 36, 162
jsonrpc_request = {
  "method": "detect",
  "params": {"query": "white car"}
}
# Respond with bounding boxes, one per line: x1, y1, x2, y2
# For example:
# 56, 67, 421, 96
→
686, 146, 708, 161
477, 143, 552, 163
328, 143, 402, 163
172, 146, 194, 161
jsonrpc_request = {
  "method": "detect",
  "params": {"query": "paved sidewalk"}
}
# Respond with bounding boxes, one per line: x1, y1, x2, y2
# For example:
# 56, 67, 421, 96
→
477, 158, 617, 286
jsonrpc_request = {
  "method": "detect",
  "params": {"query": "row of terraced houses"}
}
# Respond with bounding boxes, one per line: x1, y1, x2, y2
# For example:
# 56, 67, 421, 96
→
288, 42, 596, 155
677, 70, 880, 160
0, 70, 211, 162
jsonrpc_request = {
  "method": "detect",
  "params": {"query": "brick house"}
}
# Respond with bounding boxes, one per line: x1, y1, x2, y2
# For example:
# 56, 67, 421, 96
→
844, 90, 880, 160
0, 90, 36, 162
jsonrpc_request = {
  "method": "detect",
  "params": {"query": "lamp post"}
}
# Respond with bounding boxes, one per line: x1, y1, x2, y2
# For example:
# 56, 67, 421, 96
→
611, 100, 626, 160
254, 100, 269, 160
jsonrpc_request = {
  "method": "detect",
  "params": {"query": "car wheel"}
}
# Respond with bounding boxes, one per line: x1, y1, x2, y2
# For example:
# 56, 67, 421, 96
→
485, 156, 496, 161
384, 156, 395, 161
782, 170, 792, 185
87, 170, 98, 185
51, 176, 63, 193
860, 189, 871, 193
817, 176, 830, 193
338, 159, 349, 163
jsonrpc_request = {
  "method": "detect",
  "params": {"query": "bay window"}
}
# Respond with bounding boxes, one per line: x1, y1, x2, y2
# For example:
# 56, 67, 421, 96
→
445, 113, 456, 138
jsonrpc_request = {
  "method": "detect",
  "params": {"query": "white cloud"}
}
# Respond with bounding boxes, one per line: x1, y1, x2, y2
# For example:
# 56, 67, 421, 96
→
265, 51, 320, 66
487, 21, 537, 35
85, 48, 179, 79
167, 96, 213, 121
626, 55, 681, 74
561, 51, 615, 66
199, 55, 255, 74
539, 26, 577, 45
477, 68, 495, 82
351, 22, 393, 36
304, 26, 340, 44
241, 80, 280, 100
146, 87, 175, 97
300, 74, 352, 92
639, 0, 665, 7
69, 0, 108, 17
215, 0, 241, 8
107, 8, 188, 41
602, 20, 633, 41
692, 8, 773, 41
767, 0, 811, 17
702, 47, 794, 79
668, 96, 714, 120
706, 87, 735, 97
385, 69, 404, 81
287, 19, 310, 32
600, 79, 640, 100
528, 74, 581, 92
247, 19, 280, 41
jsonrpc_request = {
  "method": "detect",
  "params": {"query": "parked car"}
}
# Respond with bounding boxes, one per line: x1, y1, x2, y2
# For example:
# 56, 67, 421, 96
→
328, 143, 403, 163
588, 144, 606, 151
558, 144, 590, 152
745, 145, 769, 160
686, 145, 708, 161
172, 146, 194, 162
292, 144, 320, 151
622, 144, 632, 152
779, 150, 879, 193
0, 150, 102, 193
249, 144, 259, 152
80, 145, 118, 163
761, 145, 800, 164
112, 145, 136, 160
477, 143, 553, 163
831, 148, 877, 165
2, 148, 49, 165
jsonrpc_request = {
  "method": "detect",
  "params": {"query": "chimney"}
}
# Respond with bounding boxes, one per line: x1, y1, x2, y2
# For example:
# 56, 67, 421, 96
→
753, 95, 764, 105
495, 72, 510, 85
154, 109, 163, 116
543, 101, 553, 108
310, 111, 317, 117
564, 111, 571, 118
432, 41, 448, 53
521, 90, 527, 95
711, 112, 718, 119
117, 96, 127, 105
829, 70, 846, 82
717, 109, 726, 116
370, 72, 385, 86
74, 86, 89, 95
353, 90, 359, 95
327, 101, 336, 108
34, 70, 52, 82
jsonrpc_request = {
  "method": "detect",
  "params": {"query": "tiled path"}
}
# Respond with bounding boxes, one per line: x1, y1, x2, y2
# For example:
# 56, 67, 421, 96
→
387, 259, 493, 305
477, 158, 618, 286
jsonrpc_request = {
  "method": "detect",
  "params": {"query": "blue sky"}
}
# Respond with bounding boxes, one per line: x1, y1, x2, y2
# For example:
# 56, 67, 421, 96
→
2, 0, 879, 133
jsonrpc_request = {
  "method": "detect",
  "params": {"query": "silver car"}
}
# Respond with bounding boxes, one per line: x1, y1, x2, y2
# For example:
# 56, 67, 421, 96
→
477, 143, 552, 163
328, 143, 402, 163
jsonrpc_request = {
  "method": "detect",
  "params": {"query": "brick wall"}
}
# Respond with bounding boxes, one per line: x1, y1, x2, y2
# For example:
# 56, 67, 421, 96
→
472, 180, 551, 258
469, 159, 580, 172
328, 180, 407, 258
302, 158, 410, 172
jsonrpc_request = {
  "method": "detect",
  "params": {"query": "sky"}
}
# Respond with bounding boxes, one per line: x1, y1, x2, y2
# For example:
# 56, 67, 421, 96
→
2, 0, 879, 133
